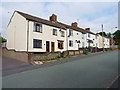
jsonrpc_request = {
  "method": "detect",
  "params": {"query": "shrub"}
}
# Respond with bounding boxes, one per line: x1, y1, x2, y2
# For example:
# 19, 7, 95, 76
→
56, 56, 61, 58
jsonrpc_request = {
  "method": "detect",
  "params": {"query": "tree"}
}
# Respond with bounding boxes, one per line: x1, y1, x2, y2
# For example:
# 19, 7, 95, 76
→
113, 30, 120, 45
0, 36, 6, 43
98, 32, 107, 37
106, 32, 112, 38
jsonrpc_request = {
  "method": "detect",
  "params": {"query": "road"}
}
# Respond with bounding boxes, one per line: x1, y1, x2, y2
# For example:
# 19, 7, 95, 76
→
2, 50, 119, 88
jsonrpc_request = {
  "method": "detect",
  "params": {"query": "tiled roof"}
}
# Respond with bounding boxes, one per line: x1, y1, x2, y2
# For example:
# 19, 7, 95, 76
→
16, 11, 96, 35
58, 22, 86, 34
16, 11, 66, 30
85, 30, 96, 35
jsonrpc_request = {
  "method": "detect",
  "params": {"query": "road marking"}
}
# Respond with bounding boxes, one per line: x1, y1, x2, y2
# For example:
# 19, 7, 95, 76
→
106, 74, 119, 89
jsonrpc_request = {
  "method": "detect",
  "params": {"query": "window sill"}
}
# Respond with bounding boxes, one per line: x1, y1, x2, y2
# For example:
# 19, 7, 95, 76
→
33, 47, 42, 49
33, 31, 42, 33
58, 48, 64, 49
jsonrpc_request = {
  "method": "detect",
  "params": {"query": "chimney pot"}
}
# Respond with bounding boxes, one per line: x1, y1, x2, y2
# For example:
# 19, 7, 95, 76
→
71, 22, 78, 27
49, 14, 57, 22
85, 28, 90, 31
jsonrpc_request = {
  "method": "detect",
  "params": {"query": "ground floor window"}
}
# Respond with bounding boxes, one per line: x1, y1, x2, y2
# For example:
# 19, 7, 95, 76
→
69, 40, 73, 47
33, 39, 42, 48
58, 41, 64, 49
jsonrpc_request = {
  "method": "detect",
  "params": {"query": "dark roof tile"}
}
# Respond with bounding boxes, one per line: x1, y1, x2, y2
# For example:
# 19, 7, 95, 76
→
16, 11, 66, 29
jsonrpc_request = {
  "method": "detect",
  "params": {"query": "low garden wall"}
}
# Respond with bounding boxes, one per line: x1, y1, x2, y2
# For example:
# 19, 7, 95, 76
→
2, 47, 28, 63
62, 50, 83, 57
30, 52, 61, 61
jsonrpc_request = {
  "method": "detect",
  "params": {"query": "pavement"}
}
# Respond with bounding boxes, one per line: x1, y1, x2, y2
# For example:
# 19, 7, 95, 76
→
2, 51, 113, 76
2, 50, 119, 88
2, 57, 29, 70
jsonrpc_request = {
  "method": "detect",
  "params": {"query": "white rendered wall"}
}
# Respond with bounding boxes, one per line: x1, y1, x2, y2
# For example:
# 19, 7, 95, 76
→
6, 12, 27, 51
28, 21, 67, 52
66, 29, 86, 50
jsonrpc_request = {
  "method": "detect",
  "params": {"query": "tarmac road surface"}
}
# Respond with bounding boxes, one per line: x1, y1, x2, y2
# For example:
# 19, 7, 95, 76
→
2, 50, 119, 88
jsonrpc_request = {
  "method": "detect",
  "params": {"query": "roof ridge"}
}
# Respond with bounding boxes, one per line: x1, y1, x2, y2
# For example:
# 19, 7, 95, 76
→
15, 10, 66, 29
15, 11, 96, 35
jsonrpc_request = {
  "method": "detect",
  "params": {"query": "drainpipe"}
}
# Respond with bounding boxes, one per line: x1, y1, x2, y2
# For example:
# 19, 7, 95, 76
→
66, 29, 68, 51
27, 20, 29, 53
66, 29, 69, 56
27, 20, 31, 63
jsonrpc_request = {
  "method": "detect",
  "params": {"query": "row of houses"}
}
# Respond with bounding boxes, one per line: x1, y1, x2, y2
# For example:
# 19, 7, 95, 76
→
6, 11, 110, 53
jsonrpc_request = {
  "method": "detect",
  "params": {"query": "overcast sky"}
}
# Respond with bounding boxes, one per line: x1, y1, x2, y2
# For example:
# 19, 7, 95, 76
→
0, 1, 119, 38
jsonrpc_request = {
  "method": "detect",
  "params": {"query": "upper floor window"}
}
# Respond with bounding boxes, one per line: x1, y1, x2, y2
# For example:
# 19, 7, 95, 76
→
82, 34, 84, 39
69, 30, 73, 36
69, 40, 73, 47
53, 29, 57, 36
96, 35, 97, 39
88, 33, 90, 38
61, 31, 65, 37
34, 23, 42, 33
33, 39, 42, 48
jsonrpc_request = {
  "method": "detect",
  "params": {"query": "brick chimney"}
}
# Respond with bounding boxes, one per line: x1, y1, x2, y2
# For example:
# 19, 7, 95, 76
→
85, 28, 90, 32
49, 14, 57, 22
71, 22, 78, 27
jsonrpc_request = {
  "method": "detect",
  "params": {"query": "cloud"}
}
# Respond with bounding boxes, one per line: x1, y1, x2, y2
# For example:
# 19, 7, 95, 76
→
1, 2, 118, 38
44, 2, 118, 33
1, 0, 120, 2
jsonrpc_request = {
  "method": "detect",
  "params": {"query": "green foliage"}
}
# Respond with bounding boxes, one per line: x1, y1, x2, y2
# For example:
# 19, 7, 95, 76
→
0, 36, 6, 43
98, 32, 107, 37
56, 56, 61, 58
113, 30, 120, 45
106, 33, 112, 38
88, 46, 93, 48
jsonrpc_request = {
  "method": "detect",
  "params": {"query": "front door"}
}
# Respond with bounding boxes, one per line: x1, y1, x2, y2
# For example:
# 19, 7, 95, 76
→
51, 42, 55, 52
46, 41, 50, 52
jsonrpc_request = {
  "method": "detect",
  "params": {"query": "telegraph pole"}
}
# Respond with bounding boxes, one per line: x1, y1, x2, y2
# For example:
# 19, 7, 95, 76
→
102, 24, 104, 52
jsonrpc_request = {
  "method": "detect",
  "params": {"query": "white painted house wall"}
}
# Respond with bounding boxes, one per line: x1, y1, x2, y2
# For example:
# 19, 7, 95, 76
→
82, 33, 87, 48
94, 35, 99, 48
28, 21, 67, 52
7, 12, 27, 51
103, 37, 110, 48
66, 29, 86, 50
7, 12, 67, 52
7, 11, 110, 53
97, 34, 110, 49
98, 34, 103, 49
67, 29, 78, 50
86, 33, 94, 47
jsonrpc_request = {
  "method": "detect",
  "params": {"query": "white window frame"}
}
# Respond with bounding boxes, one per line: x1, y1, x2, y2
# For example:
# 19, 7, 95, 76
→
53, 29, 57, 36
34, 23, 42, 33
69, 40, 73, 47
